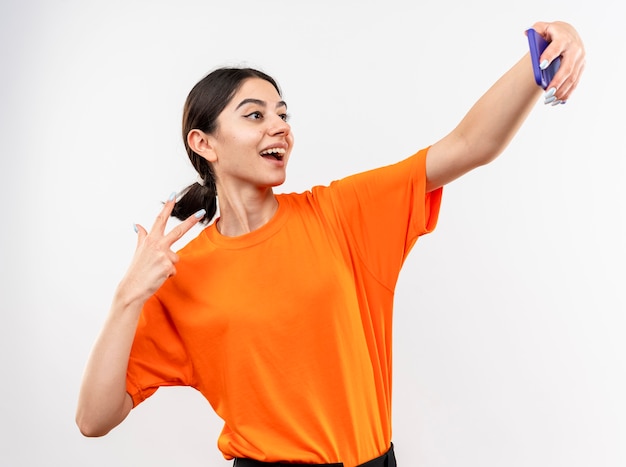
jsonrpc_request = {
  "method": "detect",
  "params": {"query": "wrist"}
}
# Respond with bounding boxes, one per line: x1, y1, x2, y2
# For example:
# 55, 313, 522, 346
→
112, 278, 152, 314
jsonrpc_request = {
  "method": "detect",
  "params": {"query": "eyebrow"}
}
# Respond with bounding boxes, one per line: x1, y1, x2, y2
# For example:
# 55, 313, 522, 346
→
235, 98, 288, 110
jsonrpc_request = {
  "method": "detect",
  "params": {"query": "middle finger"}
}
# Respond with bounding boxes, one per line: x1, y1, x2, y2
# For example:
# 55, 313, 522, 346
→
150, 192, 177, 235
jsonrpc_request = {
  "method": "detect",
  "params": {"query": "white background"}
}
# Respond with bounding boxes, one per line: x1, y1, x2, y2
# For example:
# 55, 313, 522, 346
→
1, 0, 624, 466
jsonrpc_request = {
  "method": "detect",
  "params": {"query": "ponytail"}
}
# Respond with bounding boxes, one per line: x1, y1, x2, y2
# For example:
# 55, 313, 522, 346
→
172, 156, 218, 224
171, 180, 217, 224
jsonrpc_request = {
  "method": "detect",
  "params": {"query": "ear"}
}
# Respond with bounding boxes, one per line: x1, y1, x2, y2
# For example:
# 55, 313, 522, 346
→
187, 129, 217, 162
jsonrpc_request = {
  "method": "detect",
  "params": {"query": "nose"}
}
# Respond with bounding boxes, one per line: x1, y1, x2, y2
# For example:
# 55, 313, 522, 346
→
268, 114, 291, 137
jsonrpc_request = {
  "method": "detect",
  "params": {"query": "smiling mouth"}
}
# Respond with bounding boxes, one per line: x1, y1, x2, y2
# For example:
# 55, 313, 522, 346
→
260, 147, 286, 161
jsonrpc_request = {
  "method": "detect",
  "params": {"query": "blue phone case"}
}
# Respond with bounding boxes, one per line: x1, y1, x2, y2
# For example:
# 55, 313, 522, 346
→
526, 28, 560, 90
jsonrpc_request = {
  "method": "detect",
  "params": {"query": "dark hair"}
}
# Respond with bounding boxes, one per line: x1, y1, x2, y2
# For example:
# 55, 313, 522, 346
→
171, 67, 282, 223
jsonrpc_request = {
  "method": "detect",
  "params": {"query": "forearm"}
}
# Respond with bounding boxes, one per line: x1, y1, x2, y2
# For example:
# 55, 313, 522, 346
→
426, 53, 542, 191
455, 53, 542, 164
75, 288, 144, 437
76, 196, 203, 436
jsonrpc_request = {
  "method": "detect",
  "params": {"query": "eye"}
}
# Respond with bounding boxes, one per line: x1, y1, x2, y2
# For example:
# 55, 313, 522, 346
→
245, 111, 263, 120
279, 113, 290, 122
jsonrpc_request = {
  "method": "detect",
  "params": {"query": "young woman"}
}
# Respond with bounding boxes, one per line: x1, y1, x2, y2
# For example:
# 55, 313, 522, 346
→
76, 21, 585, 467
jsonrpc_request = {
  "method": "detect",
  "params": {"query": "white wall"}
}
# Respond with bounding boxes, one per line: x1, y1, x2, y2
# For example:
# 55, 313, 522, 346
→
1, 0, 624, 466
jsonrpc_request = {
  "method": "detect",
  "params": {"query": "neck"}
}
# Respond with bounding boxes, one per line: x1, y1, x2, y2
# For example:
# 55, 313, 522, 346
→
215, 186, 278, 237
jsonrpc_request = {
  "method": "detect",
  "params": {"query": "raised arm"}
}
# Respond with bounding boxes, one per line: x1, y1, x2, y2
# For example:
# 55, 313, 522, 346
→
425, 21, 585, 192
75, 196, 205, 437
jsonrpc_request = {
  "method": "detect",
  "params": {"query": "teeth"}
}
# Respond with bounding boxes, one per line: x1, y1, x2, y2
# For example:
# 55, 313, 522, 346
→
260, 147, 286, 156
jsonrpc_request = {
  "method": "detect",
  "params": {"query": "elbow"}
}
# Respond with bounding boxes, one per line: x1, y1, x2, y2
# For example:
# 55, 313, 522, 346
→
475, 152, 499, 168
470, 137, 504, 168
75, 408, 113, 438
76, 417, 108, 438
78, 426, 109, 438
75, 390, 132, 437
465, 146, 503, 172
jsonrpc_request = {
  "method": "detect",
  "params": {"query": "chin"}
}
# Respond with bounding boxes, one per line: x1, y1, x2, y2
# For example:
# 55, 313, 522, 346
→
269, 175, 287, 187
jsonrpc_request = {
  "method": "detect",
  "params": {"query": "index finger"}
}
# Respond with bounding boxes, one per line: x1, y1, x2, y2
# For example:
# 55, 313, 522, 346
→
164, 208, 206, 246
549, 53, 584, 102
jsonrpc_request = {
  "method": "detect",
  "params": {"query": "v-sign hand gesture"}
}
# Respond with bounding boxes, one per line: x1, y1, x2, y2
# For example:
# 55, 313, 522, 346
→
76, 195, 205, 437
122, 193, 206, 305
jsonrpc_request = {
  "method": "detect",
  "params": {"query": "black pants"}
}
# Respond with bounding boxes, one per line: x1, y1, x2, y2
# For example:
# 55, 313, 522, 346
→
233, 443, 397, 467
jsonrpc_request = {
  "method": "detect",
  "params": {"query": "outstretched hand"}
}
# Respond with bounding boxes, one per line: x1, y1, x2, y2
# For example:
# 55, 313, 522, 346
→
531, 21, 586, 104
121, 194, 205, 304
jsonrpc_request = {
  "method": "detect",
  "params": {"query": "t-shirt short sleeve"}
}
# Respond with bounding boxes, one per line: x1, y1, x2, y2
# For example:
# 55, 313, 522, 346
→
323, 147, 442, 288
126, 293, 194, 407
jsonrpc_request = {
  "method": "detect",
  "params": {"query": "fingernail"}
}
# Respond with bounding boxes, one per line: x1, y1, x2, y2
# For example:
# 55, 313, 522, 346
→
545, 87, 556, 98
168, 192, 177, 202
540, 59, 549, 70
194, 209, 206, 219
133, 223, 138, 233
544, 96, 557, 105
551, 99, 564, 106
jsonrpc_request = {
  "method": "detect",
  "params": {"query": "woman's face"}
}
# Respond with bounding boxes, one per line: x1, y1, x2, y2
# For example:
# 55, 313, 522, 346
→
207, 77, 294, 192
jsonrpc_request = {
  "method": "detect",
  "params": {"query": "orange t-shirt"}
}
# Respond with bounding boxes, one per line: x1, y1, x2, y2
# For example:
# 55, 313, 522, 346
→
126, 148, 442, 467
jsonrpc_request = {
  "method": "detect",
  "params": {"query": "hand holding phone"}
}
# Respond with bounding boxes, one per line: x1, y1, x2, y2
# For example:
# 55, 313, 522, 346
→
526, 28, 561, 90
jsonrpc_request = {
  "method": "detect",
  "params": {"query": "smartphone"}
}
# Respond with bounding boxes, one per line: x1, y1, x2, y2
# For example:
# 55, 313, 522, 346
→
526, 28, 560, 90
